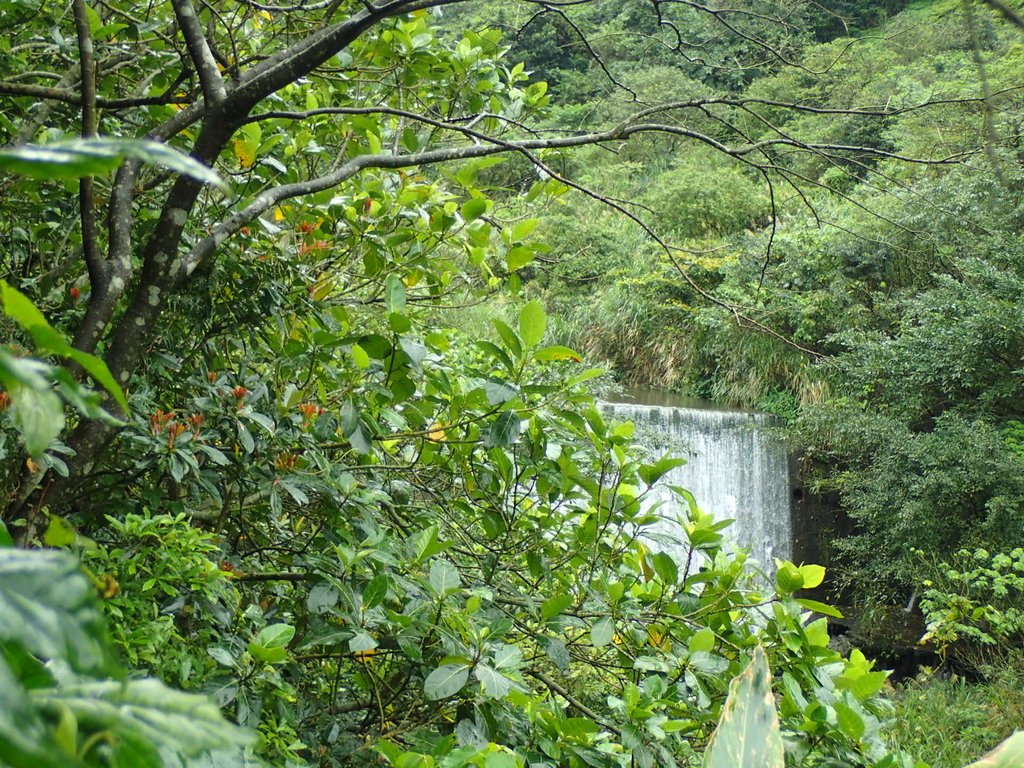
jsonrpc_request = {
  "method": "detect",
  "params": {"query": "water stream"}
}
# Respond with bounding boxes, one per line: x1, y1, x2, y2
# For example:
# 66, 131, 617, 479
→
601, 388, 793, 573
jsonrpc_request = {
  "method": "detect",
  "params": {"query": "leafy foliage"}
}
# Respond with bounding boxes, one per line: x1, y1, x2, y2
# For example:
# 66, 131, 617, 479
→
0, 547, 252, 767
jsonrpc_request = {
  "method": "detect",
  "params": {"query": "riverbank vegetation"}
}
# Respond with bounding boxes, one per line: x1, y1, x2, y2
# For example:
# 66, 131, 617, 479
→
2, 0, 1024, 765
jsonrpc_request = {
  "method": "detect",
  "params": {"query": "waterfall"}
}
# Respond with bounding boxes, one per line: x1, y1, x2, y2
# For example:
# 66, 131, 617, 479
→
601, 395, 793, 574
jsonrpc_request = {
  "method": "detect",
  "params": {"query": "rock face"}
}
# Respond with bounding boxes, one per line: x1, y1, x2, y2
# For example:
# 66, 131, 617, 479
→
601, 393, 793, 574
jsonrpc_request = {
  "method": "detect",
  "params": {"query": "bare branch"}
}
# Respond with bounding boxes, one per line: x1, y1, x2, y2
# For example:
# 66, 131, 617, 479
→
171, 0, 227, 105
71, 0, 102, 323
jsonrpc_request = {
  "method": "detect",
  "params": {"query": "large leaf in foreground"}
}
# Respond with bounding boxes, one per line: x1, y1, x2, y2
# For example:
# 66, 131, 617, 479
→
968, 731, 1024, 767
0, 549, 114, 675
702, 646, 785, 768
0, 656, 79, 768
30, 679, 253, 759
0, 138, 226, 190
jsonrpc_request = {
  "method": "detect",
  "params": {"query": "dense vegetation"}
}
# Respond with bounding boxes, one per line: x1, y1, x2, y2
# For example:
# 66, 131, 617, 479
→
2, 0, 1024, 766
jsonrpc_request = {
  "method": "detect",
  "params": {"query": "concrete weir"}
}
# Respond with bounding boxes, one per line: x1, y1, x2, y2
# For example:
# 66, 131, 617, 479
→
600, 389, 794, 576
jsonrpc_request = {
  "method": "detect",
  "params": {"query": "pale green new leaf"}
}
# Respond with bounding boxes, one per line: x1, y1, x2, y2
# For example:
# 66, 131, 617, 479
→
702, 646, 785, 768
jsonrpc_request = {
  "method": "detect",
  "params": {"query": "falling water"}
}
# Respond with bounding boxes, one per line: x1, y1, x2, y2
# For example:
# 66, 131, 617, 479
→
601, 391, 793, 573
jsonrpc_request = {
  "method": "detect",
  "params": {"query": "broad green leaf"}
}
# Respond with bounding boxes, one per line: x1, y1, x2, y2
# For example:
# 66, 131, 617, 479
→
363, 574, 389, 609
491, 318, 522, 358
29, 679, 252, 759
42, 515, 76, 547
774, 562, 804, 594
483, 411, 521, 448
474, 664, 513, 699
650, 551, 678, 585
0, 138, 227, 190
702, 647, 785, 768
639, 456, 688, 486
248, 623, 294, 663
0, 521, 12, 548
423, 663, 470, 700
460, 197, 487, 221
0, 549, 114, 675
9, 385, 64, 456
384, 273, 406, 313
429, 559, 461, 596
0, 656, 76, 768
797, 564, 826, 589
518, 300, 546, 348
254, 623, 295, 649
533, 345, 583, 363
795, 598, 843, 618
541, 593, 573, 620
591, 616, 615, 647
969, 731, 1024, 767
505, 245, 534, 271
834, 700, 865, 741
0, 281, 128, 411
351, 343, 371, 369
689, 627, 716, 654
482, 378, 518, 405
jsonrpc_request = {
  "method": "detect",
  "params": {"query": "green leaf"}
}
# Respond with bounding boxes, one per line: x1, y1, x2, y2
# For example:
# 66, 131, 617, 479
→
702, 647, 785, 768
9, 384, 64, 456
689, 627, 716, 654
639, 456, 688, 486
0, 656, 76, 768
518, 300, 546, 348
797, 564, 826, 589
795, 598, 843, 618
774, 562, 804, 595
591, 616, 615, 647
363, 574, 389, 609
483, 411, 521, 448
541, 594, 573, 620
42, 515, 76, 547
0, 549, 114, 675
248, 623, 294, 663
650, 551, 678, 585
0, 138, 227, 190
506, 245, 534, 271
429, 559, 461, 596
423, 663, 470, 700
474, 664, 513, 699
533, 345, 583, 363
834, 700, 865, 741
460, 198, 487, 221
968, 731, 1024, 767
491, 319, 522, 359
29, 679, 252, 759
0, 522, 12, 548
482, 378, 518, 406
1, 281, 128, 412
255, 623, 294, 649
351, 343, 371, 369
384, 273, 406, 314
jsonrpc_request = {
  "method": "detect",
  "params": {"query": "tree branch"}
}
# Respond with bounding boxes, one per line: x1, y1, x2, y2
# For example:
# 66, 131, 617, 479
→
171, 0, 227, 105
71, 0, 103, 332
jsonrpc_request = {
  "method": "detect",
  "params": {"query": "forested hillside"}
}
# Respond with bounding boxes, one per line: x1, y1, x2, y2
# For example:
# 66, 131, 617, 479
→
1, 1, 1023, 767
